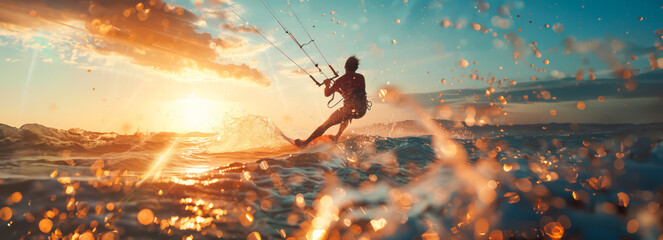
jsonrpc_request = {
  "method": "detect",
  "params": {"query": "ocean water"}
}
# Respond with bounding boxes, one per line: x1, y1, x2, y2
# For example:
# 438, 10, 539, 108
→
0, 114, 662, 240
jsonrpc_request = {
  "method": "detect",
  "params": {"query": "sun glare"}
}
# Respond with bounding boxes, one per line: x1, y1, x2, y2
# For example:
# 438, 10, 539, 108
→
176, 94, 216, 133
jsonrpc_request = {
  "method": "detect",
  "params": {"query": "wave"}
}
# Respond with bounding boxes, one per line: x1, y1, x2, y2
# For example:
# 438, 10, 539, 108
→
0, 123, 187, 155
205, 114, 293, 153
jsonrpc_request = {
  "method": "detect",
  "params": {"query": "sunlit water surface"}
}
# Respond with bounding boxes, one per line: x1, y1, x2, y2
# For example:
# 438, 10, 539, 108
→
0, 118, 662, 240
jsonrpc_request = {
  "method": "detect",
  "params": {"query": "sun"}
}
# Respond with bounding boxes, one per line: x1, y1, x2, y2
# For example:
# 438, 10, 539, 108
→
176, 94, 215, 132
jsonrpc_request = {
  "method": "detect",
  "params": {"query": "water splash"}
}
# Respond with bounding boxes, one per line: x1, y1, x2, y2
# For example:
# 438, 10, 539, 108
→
206, 114, 292, 153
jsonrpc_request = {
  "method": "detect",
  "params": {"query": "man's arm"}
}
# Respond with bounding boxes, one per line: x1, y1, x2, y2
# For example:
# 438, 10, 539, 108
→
324, 77, 342, 97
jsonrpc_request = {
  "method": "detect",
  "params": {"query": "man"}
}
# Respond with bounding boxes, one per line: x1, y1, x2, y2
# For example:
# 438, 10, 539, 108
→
294, 56, 367, 147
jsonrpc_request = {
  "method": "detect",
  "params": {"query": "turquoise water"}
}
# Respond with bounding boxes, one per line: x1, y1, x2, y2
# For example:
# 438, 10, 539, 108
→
0, 120, 662, 239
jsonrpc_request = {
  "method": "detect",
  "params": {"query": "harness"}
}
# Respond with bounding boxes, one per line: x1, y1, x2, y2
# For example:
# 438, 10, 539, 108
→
329, 89, 372, 111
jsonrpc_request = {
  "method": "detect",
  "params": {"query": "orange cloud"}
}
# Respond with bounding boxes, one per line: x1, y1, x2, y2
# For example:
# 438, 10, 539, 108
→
0, 0, 270, 86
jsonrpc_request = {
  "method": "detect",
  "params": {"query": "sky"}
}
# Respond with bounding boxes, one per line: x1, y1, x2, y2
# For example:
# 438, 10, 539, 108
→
0, 0, 661, 133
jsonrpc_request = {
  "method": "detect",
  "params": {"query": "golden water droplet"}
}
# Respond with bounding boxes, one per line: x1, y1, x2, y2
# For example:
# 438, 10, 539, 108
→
0, 207, 12, 221
459, 59, 469, 68
370, 218, 387, 231
39, 219, 53, 233
627, 219, 639, 233
80, 231, 94, 240
475, 218, 489, 236
240, 213, 254, 226
65, 185, 75, 195
369, 174, 378, 181
576, 101, 586, 110
137, 9, 150, 21
9, 192, 22, 204
320, 195, 333, 207
598, 96, 605, 102
544, 59, 550, 65
543, 222, 564, 239
515, 178, 532, 192
137, 209, 154, 225
101, 231, 119, 240
392, 39, 397, 44
441, 20, 451, 28
260, 199, 272, 210
504, 192, 520, 203
617, 192, 629, 207
287, 213, 299, 225
248, 232, 261, 240
473, 23, 482, 31
489, 230, 503, 240
259, 161, 269, 170
378, 89, 388, 98
395, 19, 401, 23
123, 8, 132, 18
621, 69, 632, 79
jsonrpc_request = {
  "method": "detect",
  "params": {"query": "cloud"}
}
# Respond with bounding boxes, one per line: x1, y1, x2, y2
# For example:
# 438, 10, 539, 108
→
497, 6, 511, 16
490, 16, 512, 29
200, 8, 232, 21
492, 39, 505, 49
277, 65, 331, 82
552, 23, 564, 34
219, 23, 256, 33
550, 70, 566, 79
406, 71, 663, 123
367, 42, 384, 57
0, 0, 270, 86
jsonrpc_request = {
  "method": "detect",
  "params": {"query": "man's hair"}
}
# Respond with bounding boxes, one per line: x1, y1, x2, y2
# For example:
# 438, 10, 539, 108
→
345, 56, 359, 72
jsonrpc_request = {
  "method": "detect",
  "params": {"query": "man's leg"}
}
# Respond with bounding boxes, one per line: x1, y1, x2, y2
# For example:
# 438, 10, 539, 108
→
296, 108, 348, 147
331, 120, 349, 141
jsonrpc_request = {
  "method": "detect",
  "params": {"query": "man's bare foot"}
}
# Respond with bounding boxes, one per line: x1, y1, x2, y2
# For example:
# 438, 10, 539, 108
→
330, 135, 340, 142
294, 139, 307, 148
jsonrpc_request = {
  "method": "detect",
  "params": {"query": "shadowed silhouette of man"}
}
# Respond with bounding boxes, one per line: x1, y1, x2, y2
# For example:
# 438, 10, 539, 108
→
295, 56, 367, 147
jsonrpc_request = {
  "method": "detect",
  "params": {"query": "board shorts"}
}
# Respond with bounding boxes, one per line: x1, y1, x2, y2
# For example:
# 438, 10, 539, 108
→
325, 97, 367, 126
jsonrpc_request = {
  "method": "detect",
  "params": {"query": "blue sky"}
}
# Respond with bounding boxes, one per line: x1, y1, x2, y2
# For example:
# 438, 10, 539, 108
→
0, 0, 661, 133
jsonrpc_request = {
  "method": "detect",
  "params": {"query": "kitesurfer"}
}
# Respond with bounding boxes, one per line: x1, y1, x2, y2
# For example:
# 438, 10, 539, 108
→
294, 56, 368, 147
